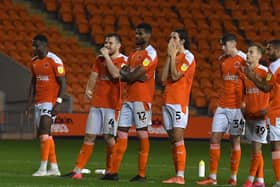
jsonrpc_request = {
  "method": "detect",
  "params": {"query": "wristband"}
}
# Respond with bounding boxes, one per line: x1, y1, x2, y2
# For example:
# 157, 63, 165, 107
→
56, 97, 62, 104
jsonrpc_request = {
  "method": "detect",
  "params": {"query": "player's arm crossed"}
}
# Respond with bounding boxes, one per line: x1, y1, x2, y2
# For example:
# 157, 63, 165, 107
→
243, 66, 273, 92
120, 64, 147, 83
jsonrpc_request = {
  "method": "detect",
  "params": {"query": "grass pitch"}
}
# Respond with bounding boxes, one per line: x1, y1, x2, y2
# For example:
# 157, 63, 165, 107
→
0, 138, 275, 187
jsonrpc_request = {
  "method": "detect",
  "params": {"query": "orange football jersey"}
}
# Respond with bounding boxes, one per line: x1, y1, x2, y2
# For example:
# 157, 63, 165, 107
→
126, 45, 158, 103
91, 54, 127, 110
241, 65, 269, 119
266, 59, 280, 125
31, 52, 65, 105
218, 51, 246, 108
163, 50, 196, 111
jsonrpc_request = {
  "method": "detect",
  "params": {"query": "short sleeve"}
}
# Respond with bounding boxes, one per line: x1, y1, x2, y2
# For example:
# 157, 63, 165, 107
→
177, 57, 191, 75
177, 50, 195, 75
51, 60, 65, 77
141, 54, 157, 79
275, 69, 280, 84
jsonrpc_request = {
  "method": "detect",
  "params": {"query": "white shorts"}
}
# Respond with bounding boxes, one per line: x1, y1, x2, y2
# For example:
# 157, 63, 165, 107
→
118, 102, 152, 129
162, 104, 189, 131
246, 119, 268, 144
267, 117, 280, 141
86, 107, 119, 136
212, 107, 245, 135
34, 102, 53, 128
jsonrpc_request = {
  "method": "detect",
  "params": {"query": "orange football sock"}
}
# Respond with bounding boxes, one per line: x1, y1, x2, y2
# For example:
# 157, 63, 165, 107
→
272, 151, 280, 181
249, 152, 261, 177
138, 131, 150, 177
209, 144, 220, 175
256, 152, 264, 179
106, 144, 115, 173
40, 135, 50, 161
48, 137, 57, 163
230, 145, 241, 176
111, 131, 128, 173
175, 140, 186, 177
75, 143, 94, 169
172, 145, 177, 173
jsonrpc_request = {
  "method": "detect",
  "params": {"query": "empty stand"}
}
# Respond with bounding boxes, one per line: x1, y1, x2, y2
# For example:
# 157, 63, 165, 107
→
0, 0, 96, 112
5, 0, 276, 115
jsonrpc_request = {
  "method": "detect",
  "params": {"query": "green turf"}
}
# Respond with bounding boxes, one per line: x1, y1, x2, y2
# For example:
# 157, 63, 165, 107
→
0, 138, 275, 187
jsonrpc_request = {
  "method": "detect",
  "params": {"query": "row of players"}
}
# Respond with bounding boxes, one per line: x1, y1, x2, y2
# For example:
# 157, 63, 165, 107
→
27, 22, 280, 187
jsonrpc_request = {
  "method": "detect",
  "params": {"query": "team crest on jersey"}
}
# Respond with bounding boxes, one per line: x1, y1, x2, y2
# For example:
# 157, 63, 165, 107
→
266, 73, 272, 81
57, 66, 64, 74
180, 63, 188, 71
234, 61, 241, 69
44, 63, 49, 68
142, 58, 150, 66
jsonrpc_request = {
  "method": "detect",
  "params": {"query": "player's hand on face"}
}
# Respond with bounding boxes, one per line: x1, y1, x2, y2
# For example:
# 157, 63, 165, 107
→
100, 47, 109, 57
168, 40, 177, 56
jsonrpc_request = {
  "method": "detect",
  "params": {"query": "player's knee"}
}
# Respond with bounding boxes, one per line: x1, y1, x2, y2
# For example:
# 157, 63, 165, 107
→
118, 126, 129, 132
137, 129, 148, 139
38, 115, 52, 135
104, 134, 115, 146
172, 128, 185, 143
167, 130, 175, 143
271, 141, 280, 151
210, 132, 223, 144
230, 135, 241, 145
173, 135, 184, 143
84, 134, 96, 143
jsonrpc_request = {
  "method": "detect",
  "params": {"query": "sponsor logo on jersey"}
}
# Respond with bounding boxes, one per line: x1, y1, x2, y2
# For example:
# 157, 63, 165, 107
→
223, 75, 239, 81
246, 87, 259, 94
44, 63, 49, 68
234, 61, 241, 69
36, 75, 49, 81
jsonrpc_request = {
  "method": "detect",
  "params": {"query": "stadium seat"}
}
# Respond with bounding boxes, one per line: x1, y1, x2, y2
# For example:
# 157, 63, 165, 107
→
43, 0, 57, 13
8, 0, 275, 115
